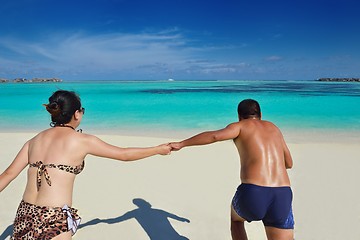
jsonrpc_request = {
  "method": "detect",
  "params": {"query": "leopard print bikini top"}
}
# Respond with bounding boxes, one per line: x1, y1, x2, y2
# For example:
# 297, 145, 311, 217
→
29, 161, 85, 190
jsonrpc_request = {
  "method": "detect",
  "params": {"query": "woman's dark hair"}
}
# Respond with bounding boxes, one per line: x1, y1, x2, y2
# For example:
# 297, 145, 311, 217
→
44, 90, 82, 125
237, 99, 261, 119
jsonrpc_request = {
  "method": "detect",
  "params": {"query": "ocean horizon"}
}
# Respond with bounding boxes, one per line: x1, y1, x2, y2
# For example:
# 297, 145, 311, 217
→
1, 79, 359, 141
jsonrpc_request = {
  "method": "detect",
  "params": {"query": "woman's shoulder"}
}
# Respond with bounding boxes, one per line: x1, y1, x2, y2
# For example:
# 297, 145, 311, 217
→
75, 132, 103, 145
77, 132, 97, 139
28, 128, 51, 142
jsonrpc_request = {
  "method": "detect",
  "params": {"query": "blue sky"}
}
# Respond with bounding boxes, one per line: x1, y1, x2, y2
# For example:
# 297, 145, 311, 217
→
0, 0, 359, 80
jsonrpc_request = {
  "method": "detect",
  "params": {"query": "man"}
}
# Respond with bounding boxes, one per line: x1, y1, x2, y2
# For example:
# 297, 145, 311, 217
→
170, 99, 294, 240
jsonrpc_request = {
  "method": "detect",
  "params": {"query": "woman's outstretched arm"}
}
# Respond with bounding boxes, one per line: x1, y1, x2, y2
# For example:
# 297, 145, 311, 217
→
83, 134, 171, 161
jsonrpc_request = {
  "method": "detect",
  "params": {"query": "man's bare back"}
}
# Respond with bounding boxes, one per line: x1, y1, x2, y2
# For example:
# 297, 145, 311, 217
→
231, 118, 292, 187
170, 99, 294, 240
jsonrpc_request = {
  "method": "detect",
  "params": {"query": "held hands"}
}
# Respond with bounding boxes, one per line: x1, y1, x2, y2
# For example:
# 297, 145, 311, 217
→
169, 142, 183, 151
157, 142, 184, 155
157, 144, 172, 155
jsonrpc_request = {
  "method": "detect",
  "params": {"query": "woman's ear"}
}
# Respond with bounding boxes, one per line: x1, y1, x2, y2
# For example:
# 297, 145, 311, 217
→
74, 110, 82, 121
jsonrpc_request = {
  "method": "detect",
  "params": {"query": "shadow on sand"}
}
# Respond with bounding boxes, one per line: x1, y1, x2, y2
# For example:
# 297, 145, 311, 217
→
80, 198, 190, 240
0, 224, 13, 240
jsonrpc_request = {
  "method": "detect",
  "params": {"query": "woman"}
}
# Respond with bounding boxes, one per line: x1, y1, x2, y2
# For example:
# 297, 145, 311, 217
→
0, 90, 171, 240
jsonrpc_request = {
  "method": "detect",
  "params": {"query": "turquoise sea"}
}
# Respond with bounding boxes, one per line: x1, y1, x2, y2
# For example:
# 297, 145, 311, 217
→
0, 80, 359, 138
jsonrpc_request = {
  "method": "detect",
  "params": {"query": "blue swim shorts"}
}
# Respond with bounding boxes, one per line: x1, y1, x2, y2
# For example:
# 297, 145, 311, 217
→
232, 183, 294, 229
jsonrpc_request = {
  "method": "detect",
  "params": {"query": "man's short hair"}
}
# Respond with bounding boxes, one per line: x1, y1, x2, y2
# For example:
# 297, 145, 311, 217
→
237, 99, 261, 119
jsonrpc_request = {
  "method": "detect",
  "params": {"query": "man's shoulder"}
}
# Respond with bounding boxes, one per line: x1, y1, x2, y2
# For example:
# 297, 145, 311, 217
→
264, 120, 281, 128
240, 119, 281, 132
228, 119, 279, 130
261, 119, 277, 126
226, 121, 243, 129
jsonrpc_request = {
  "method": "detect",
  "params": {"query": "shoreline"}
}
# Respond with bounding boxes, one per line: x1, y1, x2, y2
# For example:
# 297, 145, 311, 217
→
0, 126, 359, 144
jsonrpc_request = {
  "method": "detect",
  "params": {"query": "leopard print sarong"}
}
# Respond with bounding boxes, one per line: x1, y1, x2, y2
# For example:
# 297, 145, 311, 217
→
11, 200, 81, 240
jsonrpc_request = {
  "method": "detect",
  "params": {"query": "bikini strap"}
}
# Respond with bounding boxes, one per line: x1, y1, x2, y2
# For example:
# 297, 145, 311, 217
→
29, 161, 53, 189
29, 161, 85, 190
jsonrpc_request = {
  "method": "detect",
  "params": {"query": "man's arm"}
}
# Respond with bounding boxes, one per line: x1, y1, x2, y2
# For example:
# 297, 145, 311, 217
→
171, 122, 240, 151
282, 139, 293, 169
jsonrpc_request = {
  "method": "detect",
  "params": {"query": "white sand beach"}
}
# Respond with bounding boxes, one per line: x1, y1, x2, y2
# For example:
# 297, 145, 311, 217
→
1, 131, 360, 240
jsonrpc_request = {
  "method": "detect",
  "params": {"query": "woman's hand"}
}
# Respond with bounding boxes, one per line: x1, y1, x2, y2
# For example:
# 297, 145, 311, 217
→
157, 144, 172, 155
169, 142, 184, 151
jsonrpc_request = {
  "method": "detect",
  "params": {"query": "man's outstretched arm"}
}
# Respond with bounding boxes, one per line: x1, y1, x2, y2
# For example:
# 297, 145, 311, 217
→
170, 122, 240, 151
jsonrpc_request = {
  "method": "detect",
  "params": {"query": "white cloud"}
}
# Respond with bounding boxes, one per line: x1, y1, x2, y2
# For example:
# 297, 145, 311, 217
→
0, 31, 198, 77
0, 30, 254, 79
264, 55, 283, 62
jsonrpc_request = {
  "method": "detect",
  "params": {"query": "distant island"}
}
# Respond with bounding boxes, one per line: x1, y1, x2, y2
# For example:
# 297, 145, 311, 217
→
0, 78, 62, 83
317, 78, 360, 82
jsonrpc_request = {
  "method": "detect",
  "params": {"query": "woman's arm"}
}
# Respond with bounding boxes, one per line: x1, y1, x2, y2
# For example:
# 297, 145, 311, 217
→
0, 142, 30, 192
84, 135, 171, 161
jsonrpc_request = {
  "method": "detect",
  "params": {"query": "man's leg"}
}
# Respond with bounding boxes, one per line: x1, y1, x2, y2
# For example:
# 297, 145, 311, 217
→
231, 206, 248, 240
265, 226, 293, 240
